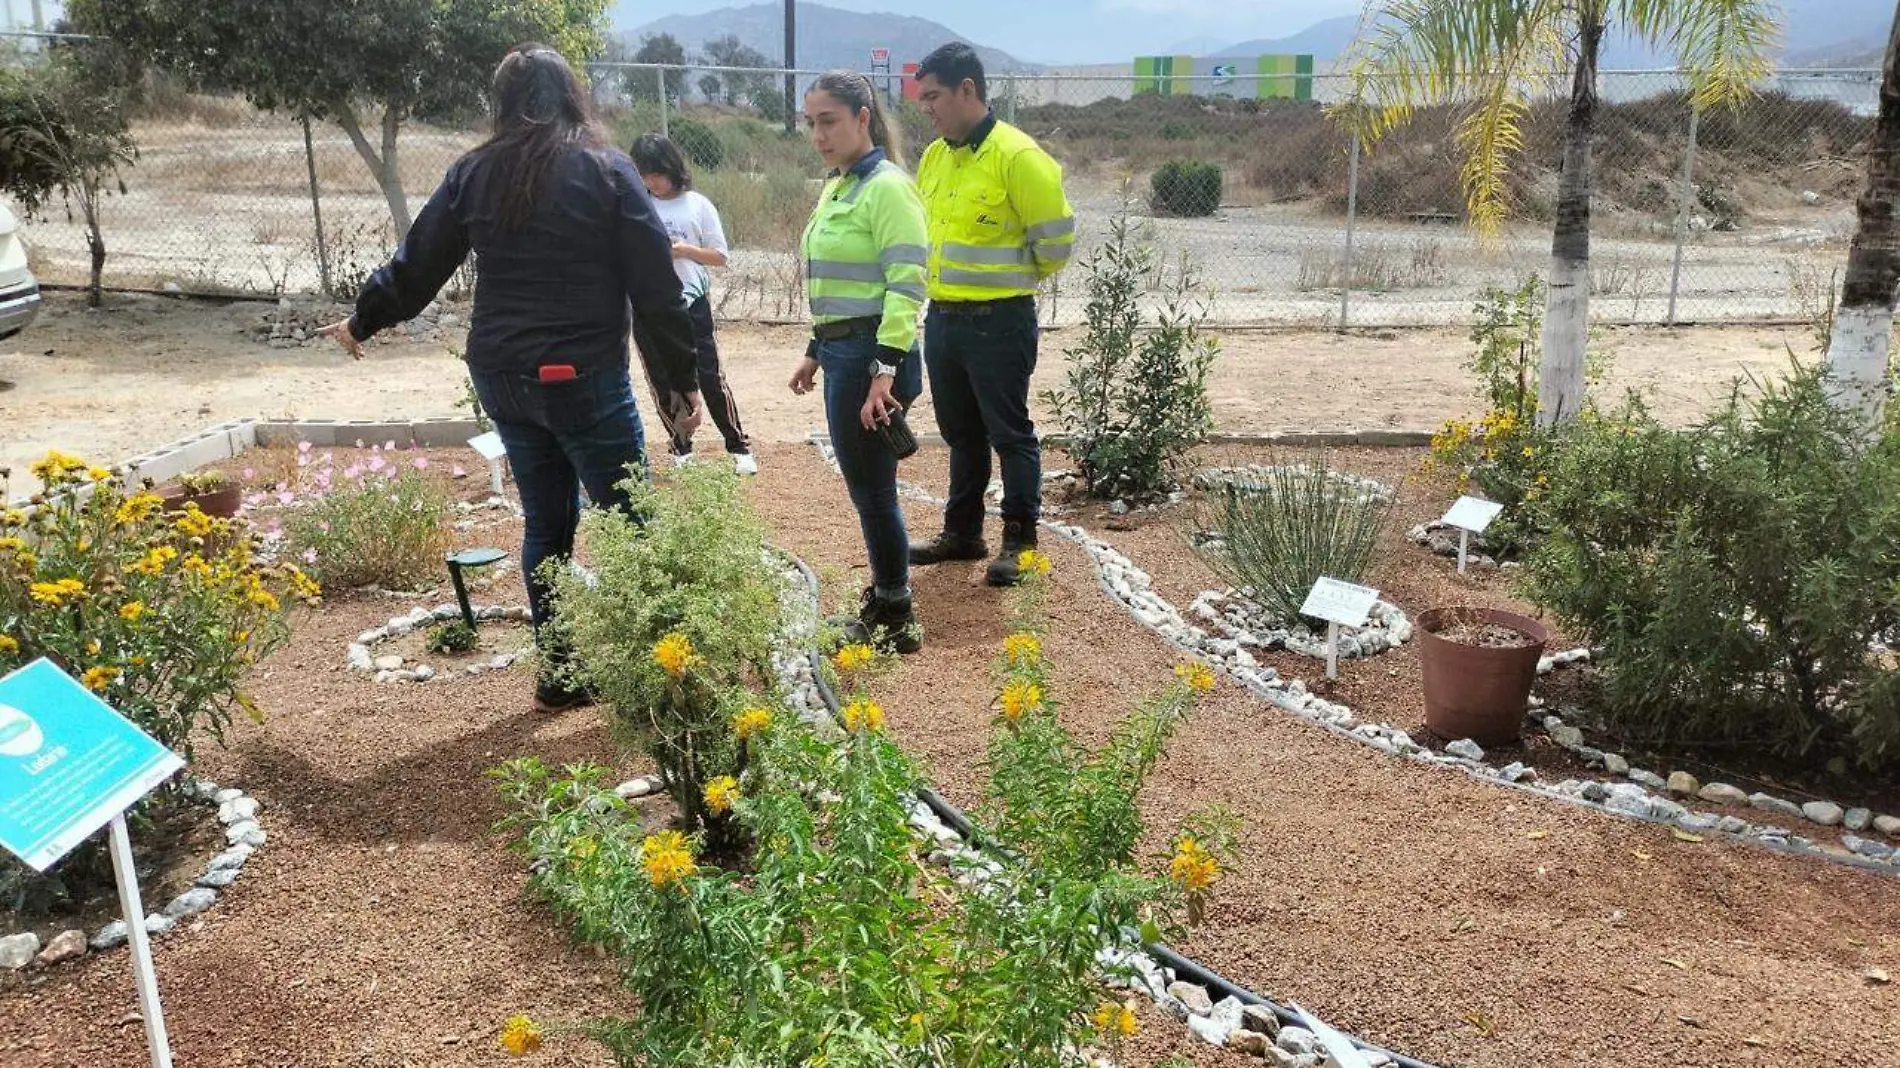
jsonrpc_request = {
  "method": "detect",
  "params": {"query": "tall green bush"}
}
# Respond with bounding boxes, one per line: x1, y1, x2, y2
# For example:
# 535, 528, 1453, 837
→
1522, 366, 1900, 771
1150, 160, 1222, 217
1194, 456, 1392, 623
1045, 210, 1220, 501
668, 118, 725, 171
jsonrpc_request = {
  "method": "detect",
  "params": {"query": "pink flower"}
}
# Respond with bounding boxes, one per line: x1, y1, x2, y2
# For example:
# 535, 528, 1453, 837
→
412, 457, 430, 470
384, 440, 397, 452
297, 441, 312, 454
343, 466, 363, 480
368, 456, 387, 472
242, 467, 256, 480
267, 520, 284, 537
317, 521, 331, 533
301, 548, 318, 564
276, 491, 295, 506
243, 493, 266, 508
354, 439, 365, 448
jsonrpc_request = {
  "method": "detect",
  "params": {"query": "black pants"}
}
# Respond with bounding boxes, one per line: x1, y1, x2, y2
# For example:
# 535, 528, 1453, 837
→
924, 298, 1042, 534
632, 295, 750, 456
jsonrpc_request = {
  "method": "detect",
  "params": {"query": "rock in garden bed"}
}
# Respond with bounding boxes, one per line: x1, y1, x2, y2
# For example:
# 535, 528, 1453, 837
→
345, 603, 533, 683
1408, 520, 1501, 568
1189, 588, 1411, 662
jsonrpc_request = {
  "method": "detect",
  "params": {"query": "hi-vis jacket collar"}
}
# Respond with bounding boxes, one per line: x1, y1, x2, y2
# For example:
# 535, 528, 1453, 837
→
947, 110, 998, 152
832, 147, 888, 181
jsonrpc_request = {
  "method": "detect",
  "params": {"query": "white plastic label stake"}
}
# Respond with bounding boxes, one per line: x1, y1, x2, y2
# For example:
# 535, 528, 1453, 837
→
1441, 496, 1504, 575
467, 431, 507, 495
1326, 621, 1341, 681
1301, 578, 1380, 682
110, 813, 174, 1068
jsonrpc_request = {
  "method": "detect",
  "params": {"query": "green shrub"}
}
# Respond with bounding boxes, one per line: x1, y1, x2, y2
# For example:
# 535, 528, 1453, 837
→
546, 464, 785, 847
282, 451, 452, 590
496, 550, 1229, 1066
1045, 210, 1220, 501
669, 118, 725, 171
426, 620, 478, 654
1194, 456, 1392, 623
1521, 366, 1900, 772
1150, 160, 1222, 217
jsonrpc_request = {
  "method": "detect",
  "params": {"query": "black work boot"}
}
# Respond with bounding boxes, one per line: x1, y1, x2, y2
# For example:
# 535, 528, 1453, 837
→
909, 530, 989, 566
985, 519, 1038, 588
831, 589, 923, 655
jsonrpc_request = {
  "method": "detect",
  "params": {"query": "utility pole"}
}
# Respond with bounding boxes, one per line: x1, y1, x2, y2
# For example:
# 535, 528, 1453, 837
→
782, 0, 797, 133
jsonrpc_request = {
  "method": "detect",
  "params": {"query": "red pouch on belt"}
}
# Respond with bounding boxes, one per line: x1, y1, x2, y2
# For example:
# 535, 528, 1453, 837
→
538, 364, 578, 383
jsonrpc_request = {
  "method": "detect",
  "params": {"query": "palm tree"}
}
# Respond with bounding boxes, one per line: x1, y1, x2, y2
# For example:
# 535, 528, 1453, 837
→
1824, 3, 1900, 429
1343, 1, 1775, 425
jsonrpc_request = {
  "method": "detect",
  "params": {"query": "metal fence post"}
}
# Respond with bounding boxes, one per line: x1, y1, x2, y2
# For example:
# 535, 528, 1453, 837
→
1665, 107, 1700, 325
657, 66, 670, 138
1339, 134, 1361, 331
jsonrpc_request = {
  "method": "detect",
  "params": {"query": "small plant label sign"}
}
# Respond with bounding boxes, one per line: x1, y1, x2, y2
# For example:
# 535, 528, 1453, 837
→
1301, 577, 1381, 680
467, 432, 508, 494
1440, 496, 1504, 573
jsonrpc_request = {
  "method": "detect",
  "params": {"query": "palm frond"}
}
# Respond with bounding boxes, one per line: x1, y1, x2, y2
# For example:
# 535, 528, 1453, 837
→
1617, 0, 1778, 109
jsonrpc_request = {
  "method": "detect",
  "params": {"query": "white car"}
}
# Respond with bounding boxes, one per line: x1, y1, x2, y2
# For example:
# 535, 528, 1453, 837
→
0, 203, 42, 340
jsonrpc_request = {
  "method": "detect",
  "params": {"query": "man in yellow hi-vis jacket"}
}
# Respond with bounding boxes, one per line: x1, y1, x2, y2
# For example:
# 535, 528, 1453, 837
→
908, 42, 1076, 588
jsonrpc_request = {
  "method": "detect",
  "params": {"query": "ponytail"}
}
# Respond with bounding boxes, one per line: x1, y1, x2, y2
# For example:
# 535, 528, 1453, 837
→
813, 70, 906, 166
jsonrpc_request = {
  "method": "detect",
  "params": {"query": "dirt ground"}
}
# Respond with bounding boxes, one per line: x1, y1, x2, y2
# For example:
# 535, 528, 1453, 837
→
3, 440, 1897, 1068
0, 291, 1812, 496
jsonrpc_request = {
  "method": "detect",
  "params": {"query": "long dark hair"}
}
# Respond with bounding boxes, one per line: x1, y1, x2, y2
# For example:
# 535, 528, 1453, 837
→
810, 70, 905, 166
629, 133, 692, 192
480, 44, 609, 231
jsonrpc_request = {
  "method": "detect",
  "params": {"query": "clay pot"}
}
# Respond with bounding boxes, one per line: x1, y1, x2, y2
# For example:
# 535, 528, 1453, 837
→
159, 483, 242, 518
1417, 606, 1549, 745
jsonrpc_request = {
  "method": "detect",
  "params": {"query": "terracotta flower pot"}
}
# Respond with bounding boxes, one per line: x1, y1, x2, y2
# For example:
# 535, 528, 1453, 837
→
159, 483, 243, 519
1417, 606, 1550, 746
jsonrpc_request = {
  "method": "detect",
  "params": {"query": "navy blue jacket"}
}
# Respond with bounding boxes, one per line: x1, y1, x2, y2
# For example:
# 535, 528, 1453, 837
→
348, 142, 699, 399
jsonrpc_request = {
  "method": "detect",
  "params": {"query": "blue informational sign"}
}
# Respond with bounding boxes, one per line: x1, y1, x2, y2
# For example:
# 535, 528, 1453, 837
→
0, 659, 184, 872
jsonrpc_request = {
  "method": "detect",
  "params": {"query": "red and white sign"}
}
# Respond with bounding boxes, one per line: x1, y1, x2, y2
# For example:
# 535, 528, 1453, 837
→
870, 47, 890, 65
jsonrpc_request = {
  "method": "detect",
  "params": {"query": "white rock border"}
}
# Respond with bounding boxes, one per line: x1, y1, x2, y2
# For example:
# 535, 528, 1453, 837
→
805, 437, 1900, 880
1189, 589, 1411, 662
0, 778, 272, 972
345, 602, 533, 683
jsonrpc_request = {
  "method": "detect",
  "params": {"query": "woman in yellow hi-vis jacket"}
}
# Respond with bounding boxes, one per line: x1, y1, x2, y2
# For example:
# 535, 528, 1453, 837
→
788, 71, 931, 653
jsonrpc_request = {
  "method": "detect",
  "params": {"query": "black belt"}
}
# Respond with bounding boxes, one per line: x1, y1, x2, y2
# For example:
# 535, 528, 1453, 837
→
812, 316, 880, 340
930, 295, 1034, 316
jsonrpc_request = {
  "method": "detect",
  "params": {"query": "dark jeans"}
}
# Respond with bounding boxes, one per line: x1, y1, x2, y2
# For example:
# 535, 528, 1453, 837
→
924, 298, 1041, 534
819, 328, 923, 594
632, 295, 750, 456
469, 365, 647, 636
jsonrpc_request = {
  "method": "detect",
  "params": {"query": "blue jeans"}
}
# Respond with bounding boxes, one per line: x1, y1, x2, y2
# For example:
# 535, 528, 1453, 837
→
469, 365, 647, 632
924, 298, 1042, 534
819, 330, 923, 594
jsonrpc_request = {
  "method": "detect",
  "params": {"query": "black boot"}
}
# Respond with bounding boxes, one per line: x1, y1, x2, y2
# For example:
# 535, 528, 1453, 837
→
985, 518, 1037, 588
831, 588, 923, 655
909, 530, 989, 566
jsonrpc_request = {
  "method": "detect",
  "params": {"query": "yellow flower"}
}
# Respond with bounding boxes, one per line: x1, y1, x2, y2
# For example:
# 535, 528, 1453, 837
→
999, 679, 1043, 721
1169, 836, 1220, 893
174, 507, 216, 538
0, 536, 22, 555
1093, 1000, 1140, 1037
832, 642, 876, 675
1017, 548, 1053, 577
703, 775, 739, 815
652, 632, 699, 680
129, 545, 179, 576
1174, 661, 1217, 695
119, 601, 146, 622
287, 568, 322, 601
84, 639, 101, 656
565, 836, 598, 864
0, 508, 26, 527
180, 554, 213, 579
81, 665, 118, 693
247, 588, 282, 613
640, 831, 697, 888
1002, 631, 1042, 667
112, 493, 163, 528
733, 706, 773, 741
28, 450, 85, 483
842, 697, 885, 733
0, 635, 18, 656
498, 1015, 543, 1057
86, 466, 112, 483
28, 578, 86, 606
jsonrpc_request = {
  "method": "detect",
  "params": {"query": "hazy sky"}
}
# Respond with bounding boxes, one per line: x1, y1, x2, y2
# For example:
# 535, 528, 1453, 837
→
619, 0, 1369, 64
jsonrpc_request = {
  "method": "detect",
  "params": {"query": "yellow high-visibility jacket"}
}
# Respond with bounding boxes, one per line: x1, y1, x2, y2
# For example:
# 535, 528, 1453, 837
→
917, 115, 1076, 302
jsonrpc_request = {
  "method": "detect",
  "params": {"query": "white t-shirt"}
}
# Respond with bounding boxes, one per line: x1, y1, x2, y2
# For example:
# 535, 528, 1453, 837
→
651, 190, 728, 302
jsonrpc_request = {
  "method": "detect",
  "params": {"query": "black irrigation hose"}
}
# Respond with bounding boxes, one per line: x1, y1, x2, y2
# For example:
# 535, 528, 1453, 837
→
788, 556, 1443, 1068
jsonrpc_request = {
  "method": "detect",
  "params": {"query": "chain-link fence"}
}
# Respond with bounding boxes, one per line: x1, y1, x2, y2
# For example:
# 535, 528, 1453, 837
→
6, 57, 1880, 328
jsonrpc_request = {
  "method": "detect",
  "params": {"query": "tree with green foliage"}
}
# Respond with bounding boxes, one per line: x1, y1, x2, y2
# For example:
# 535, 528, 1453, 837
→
627, 32, 689, 105
0, 49, 138, 307
1343, 0, 1776, 426
70, 0, 608, 236
698, 33, 775, 109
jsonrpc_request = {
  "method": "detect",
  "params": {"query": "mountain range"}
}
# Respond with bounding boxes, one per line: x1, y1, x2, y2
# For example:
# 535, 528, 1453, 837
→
624, 2, 1891, 71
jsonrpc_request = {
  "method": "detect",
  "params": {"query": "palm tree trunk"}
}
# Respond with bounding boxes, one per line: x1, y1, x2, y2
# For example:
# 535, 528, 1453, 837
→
1824, 3, 1900, 429
1537, 14, 1605, 426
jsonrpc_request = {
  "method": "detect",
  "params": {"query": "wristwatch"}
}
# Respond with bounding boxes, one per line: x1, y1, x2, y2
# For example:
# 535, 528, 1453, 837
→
872, 360, 899, 379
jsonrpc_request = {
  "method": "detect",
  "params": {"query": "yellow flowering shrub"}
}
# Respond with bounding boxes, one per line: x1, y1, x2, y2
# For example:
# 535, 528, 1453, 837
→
1, 453, 315, 761
498, 1014, 543, 1057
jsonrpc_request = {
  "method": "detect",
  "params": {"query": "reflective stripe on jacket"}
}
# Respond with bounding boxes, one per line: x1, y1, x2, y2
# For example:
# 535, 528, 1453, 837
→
802, 151, 930, 353
917, 118, 1076, 302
